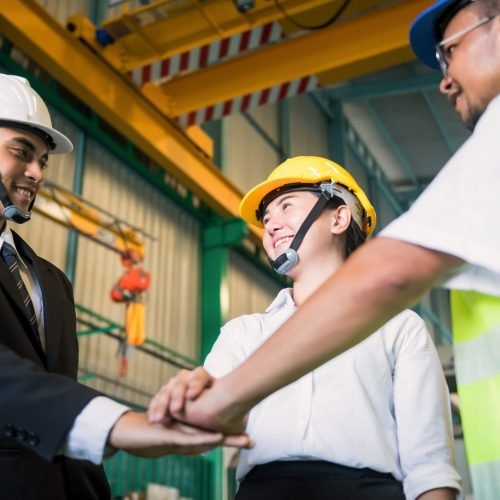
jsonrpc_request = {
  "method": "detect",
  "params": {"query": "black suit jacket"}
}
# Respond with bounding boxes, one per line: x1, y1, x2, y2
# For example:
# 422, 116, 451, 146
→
0, 231, 111, 499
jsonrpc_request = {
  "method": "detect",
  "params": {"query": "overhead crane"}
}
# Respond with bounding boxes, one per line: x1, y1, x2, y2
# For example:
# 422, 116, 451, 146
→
0, 0, 433, 243
154, 0, 432, 115
69, 0, 434, 116
89, 0, 339, 71
34, 180, 149, 259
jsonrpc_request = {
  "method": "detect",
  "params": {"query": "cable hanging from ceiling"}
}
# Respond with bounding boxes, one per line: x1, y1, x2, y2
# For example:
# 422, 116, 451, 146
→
273, 0, 351, 31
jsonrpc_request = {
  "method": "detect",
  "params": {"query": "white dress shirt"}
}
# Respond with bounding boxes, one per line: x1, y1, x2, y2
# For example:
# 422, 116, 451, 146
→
1, 226, 128, 464
1, 229, 45, 349
205, 288, 462, 500
382, 94, 500, 296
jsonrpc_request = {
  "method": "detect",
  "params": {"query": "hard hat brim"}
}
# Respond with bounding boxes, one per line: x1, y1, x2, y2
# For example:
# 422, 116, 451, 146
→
409, 0, 457, 69
240, 176, 331, 227
27, 120, 73, 154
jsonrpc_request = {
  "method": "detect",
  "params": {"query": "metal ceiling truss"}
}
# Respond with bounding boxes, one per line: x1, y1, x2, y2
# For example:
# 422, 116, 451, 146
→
328, 71, 441, 102
363, 100, 420, 190
420, 90, 457, 154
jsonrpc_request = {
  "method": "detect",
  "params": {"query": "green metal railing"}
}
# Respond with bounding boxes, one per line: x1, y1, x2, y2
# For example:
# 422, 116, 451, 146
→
76, 304, 198, 369
104, 449, 215, 500
74, 303, 215, 498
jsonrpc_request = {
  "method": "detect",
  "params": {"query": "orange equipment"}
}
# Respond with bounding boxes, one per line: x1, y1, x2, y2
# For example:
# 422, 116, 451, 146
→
110, 250, 152, 376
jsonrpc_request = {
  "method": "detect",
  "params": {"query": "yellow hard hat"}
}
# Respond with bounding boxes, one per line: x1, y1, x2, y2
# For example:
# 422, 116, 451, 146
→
239, 156, 376, 236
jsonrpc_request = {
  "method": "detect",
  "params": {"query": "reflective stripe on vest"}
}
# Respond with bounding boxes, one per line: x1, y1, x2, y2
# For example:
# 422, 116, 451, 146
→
451, 290, 500, 500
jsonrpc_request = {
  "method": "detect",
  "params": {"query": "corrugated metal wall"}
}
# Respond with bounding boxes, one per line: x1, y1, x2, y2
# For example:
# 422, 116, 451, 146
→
74, 138, 200, 407
225, 110, 280, 195
289, 95, 330, 158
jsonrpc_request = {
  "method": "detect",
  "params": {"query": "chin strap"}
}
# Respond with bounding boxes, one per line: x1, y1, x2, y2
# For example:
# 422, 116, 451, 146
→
269, 183, 334, 275
0, 181, 32, 224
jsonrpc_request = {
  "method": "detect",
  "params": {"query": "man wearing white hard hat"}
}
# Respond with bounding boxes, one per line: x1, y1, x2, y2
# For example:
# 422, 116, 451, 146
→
0, 74, 251, 499
150, 1, 500, 498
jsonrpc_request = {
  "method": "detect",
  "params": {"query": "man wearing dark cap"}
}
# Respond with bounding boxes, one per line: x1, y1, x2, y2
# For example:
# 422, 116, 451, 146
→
150, 2, 500, 498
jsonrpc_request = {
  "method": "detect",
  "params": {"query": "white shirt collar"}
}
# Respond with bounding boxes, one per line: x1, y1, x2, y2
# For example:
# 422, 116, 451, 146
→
0, 224, 25, 266
1, 224, 17, 252
265, 287, 295, 312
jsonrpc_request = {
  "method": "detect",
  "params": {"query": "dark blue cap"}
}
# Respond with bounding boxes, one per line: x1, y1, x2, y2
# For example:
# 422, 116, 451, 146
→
410, 0, 464, 69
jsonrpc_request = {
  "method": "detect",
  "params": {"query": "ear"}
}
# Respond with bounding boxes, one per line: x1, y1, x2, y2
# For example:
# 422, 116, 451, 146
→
330, 205, 351, 236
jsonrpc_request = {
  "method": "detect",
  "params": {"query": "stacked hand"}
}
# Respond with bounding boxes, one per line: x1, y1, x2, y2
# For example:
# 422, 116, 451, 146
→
107, 368, 252, 457
148, 367, 250, 441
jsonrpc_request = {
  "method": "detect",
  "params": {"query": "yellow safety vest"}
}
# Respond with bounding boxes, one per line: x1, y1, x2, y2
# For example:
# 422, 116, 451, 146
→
450, 290, 500, 499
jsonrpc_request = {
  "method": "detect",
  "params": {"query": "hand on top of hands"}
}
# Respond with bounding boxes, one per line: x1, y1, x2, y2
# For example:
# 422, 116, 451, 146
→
148, 367, 251, 449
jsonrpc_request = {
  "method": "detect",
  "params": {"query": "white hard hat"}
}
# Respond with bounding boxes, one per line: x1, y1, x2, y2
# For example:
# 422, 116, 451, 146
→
0, 74, 73, 154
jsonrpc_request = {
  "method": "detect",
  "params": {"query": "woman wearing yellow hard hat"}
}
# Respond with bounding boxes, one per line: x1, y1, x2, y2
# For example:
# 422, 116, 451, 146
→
239, 155, 375, 275
151, 156, 460, 499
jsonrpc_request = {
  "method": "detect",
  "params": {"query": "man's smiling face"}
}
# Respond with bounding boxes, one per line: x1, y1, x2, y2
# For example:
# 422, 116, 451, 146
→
0, 127, 48, 220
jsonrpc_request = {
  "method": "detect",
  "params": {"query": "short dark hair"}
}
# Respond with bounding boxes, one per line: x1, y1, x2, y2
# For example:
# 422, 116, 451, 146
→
437, 0, 500, 38
437, 0, 472, 36
325, 196, 366, 259
474, 0, 500, 16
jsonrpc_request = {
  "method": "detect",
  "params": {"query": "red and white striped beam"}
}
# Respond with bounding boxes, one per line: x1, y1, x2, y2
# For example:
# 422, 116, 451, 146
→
177, 75, 318, 127
129, 22, 319, 126
130, 22, 283, 85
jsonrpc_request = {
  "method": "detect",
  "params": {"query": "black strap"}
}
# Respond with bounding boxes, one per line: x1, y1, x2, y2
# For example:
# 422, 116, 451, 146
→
0, 181, 31, 224
269, 186, 332, 273
289, 189, 331, 252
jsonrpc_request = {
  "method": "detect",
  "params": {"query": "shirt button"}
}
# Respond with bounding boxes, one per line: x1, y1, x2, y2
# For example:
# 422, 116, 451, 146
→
15, 427, 27, 441
27, 432, 39, 447
3, 425, 14, 438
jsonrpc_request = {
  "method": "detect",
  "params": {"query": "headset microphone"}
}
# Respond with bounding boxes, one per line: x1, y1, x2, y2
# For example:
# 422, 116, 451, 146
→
270, 248, 299, 275
0, 180, 31, 224
268, 184, 334, 275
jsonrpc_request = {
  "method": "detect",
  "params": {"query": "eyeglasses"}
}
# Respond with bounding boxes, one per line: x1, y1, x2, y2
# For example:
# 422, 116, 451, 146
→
435, 14, 497, 77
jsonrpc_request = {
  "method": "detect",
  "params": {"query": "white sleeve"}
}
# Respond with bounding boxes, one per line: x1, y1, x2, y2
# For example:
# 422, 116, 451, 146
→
391, 312, 462, 499
59, 396, 130, 464
204, 317, 251, 378
381, 95, 500, 295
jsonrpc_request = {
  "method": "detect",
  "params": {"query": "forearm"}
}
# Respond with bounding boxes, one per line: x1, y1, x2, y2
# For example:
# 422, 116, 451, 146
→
417, 488, 456, 500
216, 238, 461, 416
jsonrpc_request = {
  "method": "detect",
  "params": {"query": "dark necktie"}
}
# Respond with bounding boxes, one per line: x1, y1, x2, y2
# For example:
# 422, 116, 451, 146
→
1, 242, 40, 341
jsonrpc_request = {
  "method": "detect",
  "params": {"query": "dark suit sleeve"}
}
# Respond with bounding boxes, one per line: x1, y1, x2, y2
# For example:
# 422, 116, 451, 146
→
0, 344, 103, 461
1, 236, 106, 463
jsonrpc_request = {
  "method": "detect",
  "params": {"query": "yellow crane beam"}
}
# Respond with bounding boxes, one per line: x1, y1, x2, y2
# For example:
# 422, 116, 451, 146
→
96, 0, 361, 71
158, 0, 434, 116
0, 0, 262, 241
35, 181, 147, 259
